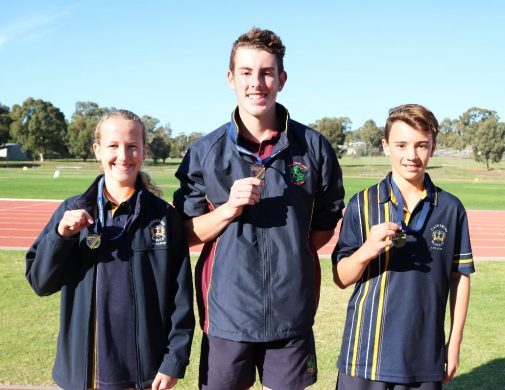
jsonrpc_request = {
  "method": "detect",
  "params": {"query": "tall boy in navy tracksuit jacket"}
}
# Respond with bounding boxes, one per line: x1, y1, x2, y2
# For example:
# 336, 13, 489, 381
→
174, 28, 345, 390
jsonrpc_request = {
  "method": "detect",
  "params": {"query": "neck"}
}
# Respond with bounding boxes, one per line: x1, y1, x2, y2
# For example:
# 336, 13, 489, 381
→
103, 180, 135, 204
237, 108, 278, 143
392, 173, 425, 211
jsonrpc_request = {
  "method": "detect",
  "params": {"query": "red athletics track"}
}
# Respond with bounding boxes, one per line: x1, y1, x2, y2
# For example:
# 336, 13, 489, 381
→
0, 199, 504, 259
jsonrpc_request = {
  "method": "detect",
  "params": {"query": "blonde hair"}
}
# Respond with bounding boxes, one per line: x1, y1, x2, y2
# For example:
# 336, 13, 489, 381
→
95, 109, 163, 198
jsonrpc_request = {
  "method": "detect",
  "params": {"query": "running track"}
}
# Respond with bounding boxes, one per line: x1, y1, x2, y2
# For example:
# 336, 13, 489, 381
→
0, 199, 504, 260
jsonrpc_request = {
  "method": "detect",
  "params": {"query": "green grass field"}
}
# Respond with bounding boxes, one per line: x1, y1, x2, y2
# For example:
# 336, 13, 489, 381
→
1, 156, 504, 209
1, 156, 504, 388
1, 252, 504, 389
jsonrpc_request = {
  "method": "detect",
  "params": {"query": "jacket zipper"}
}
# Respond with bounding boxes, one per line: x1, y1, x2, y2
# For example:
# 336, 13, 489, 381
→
259, 183, 272, 338
84, 259, 97, 390
126, 210, 143, 389
129, 246, 144, 389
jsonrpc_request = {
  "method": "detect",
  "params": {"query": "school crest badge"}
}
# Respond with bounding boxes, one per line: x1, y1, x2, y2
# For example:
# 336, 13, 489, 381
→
149, 220, 166, 246
289, 162, 308, 185
430, 224, 447, 250
306, 354, 317, 373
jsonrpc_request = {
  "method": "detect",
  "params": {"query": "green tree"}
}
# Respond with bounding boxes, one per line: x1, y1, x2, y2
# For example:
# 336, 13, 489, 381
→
170, 134, 188, 158
309, 117, 351, 157
149, 127, 171, 164
10, 98, 68, 161
67, 102, 110, 160
471, 118, 505, 170
357, 119, 383, 155
170, 131, 204, 158
141, 115, 160, 143
458, 107, 498, 144
0, 103, 12, 145
438, 118, 466, 151
187, 132, 204, 148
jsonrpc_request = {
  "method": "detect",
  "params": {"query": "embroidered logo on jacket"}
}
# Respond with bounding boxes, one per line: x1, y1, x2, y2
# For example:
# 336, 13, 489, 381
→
289, 162, 308, 185
430, 224, 447, 250
306, 354, 317, 373
149, 220, 166, 246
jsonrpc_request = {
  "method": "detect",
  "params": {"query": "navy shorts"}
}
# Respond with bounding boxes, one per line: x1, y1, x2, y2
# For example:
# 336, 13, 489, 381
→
336, 372, 442, 390
199, 332, 317, 390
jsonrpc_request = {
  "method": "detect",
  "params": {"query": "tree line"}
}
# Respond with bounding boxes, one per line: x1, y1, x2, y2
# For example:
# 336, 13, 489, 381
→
309, 107, 505, 170
1, 98, 504, 169
0, 99, 203, 164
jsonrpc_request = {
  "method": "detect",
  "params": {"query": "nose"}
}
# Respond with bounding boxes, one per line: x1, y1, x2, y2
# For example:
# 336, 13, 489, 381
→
406, 145, 417, 160
249, 71, 263, 88
117, 145, 127, 160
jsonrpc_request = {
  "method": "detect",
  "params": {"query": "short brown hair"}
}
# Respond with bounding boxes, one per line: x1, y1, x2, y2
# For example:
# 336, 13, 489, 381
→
385, 104, 439, 142
229, 27, 286, 73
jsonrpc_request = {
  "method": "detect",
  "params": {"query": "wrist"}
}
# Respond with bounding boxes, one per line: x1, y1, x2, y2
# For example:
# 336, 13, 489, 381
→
220, 202, 240, 221
355, 246, 374, 265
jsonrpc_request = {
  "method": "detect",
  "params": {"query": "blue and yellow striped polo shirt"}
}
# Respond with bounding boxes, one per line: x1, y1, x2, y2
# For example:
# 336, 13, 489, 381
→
332, 172, 474, 383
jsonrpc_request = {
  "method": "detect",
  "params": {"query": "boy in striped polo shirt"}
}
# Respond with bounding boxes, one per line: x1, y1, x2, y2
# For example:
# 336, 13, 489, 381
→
332, 104, 474, 390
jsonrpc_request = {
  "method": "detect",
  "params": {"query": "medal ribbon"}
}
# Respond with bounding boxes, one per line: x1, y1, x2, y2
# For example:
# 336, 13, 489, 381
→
95, 176, 128, 241
390, 177, 432, 234
227, 123, 283, 169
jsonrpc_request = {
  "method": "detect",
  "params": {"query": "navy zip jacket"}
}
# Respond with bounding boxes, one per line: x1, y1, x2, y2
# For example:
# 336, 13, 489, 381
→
174, 104, 345, 342
26, 175, 194, 390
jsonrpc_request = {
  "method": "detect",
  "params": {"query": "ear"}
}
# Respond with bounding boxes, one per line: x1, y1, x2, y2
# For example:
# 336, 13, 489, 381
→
382, 138, 390, 156
92, 143, 101, 160
278, 71, 287, 91
227, 70, 235, 90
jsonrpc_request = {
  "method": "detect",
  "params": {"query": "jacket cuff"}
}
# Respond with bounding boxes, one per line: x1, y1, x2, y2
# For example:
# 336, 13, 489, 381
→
158, 357, 188, 379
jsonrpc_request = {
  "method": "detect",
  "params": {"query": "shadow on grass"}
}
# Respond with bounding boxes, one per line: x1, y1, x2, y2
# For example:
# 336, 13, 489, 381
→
445, 358, 505, 390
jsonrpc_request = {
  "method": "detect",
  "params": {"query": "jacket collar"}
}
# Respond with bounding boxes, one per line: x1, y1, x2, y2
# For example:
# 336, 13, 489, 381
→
227, 103, 290, 163
75, 174, 145, 216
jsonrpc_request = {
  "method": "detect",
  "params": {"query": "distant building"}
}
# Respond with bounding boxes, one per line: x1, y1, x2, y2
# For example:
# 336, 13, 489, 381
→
346, 141, 366, 156
0, 143, 28, 161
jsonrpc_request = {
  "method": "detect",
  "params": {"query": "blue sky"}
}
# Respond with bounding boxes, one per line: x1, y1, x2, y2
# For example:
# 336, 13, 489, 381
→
1, 1, 504, 135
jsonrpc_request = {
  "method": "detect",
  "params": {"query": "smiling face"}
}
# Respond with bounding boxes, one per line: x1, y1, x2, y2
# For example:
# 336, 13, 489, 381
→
227, 47, 287, 123
93, 117, 146, 189
382, 120, 436, 187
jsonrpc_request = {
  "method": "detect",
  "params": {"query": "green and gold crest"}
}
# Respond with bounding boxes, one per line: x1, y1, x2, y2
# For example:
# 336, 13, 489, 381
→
289, 162, 308, 185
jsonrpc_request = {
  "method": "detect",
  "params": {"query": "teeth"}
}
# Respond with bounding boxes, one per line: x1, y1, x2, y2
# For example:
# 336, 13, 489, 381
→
248, 94, 266, 100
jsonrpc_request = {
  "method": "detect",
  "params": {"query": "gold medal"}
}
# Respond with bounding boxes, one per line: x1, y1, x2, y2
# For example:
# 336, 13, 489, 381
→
250, 164, 266, 180
86, 233, 101, 250
392, 231, 407, 248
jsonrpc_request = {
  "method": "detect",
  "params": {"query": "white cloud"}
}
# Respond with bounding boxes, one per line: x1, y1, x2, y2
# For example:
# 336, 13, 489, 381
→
0, 12, 67, 47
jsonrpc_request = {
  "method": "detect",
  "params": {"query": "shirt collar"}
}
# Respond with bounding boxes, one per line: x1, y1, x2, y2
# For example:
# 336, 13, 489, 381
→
379, 172, 438, 206
229, 102, 290, 142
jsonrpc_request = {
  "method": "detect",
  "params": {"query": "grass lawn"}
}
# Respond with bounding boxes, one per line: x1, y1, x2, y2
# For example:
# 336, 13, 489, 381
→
1, 156, 504, 209
1, 251, 504, 389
